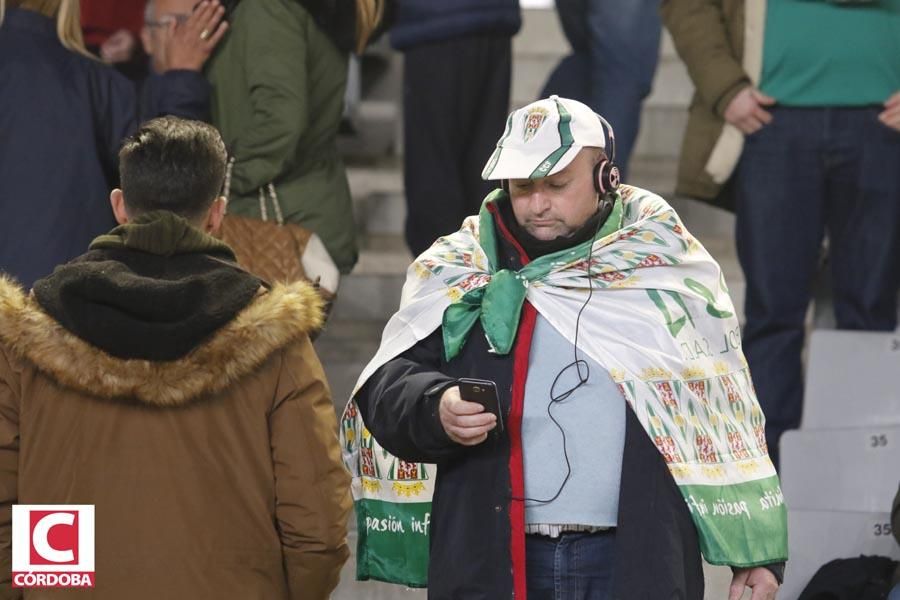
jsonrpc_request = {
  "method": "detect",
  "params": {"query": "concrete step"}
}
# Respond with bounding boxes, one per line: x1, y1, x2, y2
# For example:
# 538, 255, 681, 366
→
632, 104, 688, 160
513, 8, 568, 58
316, 316, 387, 407
334, 236, 408, 323
347, 158, 404, 235
338, 100, 400, 161
358, 191, 406, 237
645, 55, 694, 108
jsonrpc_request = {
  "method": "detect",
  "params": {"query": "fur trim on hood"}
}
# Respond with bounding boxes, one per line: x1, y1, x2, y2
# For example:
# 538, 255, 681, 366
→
0, 276, 324, 406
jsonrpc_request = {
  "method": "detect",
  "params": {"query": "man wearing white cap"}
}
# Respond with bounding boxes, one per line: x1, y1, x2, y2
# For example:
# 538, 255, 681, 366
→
344, 96, 787, 599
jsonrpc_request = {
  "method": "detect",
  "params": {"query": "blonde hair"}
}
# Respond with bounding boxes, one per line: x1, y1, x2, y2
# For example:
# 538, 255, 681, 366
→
354, 0, 383, 54
0, 0, 93, 58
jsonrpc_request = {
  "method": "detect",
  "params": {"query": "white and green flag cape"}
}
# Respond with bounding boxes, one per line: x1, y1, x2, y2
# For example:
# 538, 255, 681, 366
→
341, 185, 788, 586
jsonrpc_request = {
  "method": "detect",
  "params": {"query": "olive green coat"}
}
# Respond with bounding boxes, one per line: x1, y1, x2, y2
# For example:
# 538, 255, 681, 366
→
206, 0, 358, 272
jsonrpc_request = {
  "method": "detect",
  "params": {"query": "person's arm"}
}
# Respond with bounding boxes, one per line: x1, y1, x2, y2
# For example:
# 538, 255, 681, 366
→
355, 330, 464, 464
141, 71, 212, 122
91, 68, 139, 182
269, 338, 351, 600
226, 2, 313, 195
0, 349, 21, 600
660, 0, 750, 117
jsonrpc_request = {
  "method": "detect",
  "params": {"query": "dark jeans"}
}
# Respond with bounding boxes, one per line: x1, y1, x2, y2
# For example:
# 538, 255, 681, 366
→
402, 34, 512, 257
526, 531, 616, 600
540, 0, 661, 179
735, 106, 900, 465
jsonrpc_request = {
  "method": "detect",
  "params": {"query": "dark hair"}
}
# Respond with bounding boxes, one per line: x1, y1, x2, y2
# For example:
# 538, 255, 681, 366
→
118, 117, 227, 220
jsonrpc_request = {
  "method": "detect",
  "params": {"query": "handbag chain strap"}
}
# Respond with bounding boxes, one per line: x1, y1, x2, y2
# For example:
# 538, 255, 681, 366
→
223, 156, 285, 226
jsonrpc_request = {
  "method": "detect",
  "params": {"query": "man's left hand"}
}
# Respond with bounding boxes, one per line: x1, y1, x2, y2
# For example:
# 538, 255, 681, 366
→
880, 91, 900, 132
729, 567, 779, 600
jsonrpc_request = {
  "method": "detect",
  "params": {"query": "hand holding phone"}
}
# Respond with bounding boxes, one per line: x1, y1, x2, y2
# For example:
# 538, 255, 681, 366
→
457, 379, 504, 431
438, 379, 502, 446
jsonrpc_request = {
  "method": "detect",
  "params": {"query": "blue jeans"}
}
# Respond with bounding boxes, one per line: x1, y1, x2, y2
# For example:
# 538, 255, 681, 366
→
526, 531, 616, 599
540, 0, 661, 179
735, 107, 900, 465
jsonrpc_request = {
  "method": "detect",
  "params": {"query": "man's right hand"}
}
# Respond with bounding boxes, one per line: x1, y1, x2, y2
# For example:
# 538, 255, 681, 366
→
724, 86, 776, 134
439, 386, 497, 446
161, 0, 228, 72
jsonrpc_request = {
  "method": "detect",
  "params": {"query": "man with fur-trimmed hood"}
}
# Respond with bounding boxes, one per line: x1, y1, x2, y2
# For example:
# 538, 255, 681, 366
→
0, 117, 351, 599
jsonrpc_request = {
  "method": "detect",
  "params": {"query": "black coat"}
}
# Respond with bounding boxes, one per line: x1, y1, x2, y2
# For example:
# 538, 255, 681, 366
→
0, 8, 210, 289
356, 205, 706, 599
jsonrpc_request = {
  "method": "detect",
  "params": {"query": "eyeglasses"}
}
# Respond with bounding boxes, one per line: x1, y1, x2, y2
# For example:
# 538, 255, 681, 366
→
144, 14, 191, 28
145, 0, 210, 28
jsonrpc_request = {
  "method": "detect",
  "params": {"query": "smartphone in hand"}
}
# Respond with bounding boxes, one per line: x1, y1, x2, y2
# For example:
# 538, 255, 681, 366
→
457, 378, 504, 434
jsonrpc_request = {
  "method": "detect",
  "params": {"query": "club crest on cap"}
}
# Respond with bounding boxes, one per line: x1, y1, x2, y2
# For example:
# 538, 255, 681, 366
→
523, 107, 549, 143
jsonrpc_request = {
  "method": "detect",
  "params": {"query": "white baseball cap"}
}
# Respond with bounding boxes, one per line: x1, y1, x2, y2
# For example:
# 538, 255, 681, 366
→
481, 95, 608, 181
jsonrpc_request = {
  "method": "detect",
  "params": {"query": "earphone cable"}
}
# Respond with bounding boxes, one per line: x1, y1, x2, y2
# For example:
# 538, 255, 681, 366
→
511, 197, 611, 505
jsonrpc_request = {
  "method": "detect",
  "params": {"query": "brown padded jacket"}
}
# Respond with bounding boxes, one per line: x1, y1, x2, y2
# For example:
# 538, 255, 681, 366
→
0, 277, 351, 600
661, 0, 755, 209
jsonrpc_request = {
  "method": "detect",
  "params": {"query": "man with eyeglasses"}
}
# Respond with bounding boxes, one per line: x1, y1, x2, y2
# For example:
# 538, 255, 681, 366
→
138, 0, 227, 121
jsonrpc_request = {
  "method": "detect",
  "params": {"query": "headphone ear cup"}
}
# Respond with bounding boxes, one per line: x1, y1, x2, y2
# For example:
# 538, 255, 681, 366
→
594, 160, 621, 195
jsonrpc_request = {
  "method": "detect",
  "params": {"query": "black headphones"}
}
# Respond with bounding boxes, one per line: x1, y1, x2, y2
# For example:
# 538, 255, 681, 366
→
501, 113, 621, 197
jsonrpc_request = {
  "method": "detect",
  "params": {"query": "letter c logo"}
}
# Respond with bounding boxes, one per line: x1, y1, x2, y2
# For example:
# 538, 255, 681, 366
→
33, 513, 75, 563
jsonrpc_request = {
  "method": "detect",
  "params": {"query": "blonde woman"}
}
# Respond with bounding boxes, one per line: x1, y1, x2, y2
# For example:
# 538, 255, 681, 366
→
207, 0, 385, 276
0, 0, 135, 288
0, 0, 226, 288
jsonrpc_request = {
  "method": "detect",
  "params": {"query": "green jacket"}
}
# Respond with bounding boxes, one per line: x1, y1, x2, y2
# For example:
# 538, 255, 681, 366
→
206, 0, 358, 272
661, 0, 764, 210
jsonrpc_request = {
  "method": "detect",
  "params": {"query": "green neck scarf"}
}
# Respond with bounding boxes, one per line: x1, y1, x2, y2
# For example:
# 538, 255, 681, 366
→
90, 210, 235, 259
442, 194, 623, 361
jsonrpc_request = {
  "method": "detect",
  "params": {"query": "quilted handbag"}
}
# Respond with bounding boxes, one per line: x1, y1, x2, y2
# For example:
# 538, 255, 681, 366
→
216, 159, 339, 324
